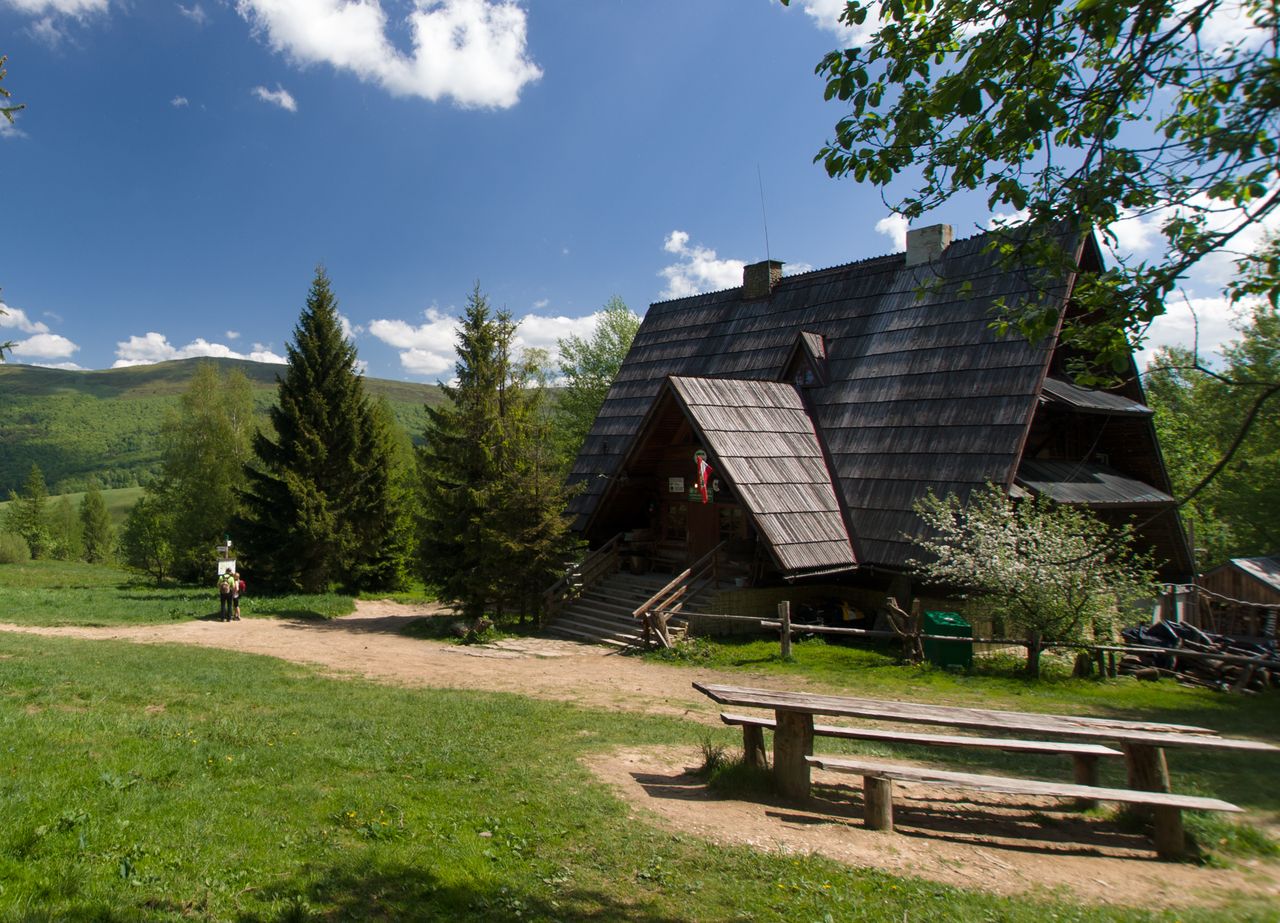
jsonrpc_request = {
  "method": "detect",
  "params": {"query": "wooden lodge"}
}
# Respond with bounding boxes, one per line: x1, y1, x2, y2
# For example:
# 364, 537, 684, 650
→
548, 224, 1193, 645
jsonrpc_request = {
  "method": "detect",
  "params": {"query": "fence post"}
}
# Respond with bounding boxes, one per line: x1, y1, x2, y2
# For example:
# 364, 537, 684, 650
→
779, 601, 792, 659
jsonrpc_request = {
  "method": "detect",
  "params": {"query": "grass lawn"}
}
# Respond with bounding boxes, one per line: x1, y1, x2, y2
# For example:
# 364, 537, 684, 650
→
2, 633, 1274, 923
0, 560, 354, 627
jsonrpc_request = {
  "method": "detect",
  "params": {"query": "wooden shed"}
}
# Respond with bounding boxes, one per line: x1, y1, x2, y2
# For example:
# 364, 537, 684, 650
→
1195, 557, 1280, 636
565, 224, 1193, 595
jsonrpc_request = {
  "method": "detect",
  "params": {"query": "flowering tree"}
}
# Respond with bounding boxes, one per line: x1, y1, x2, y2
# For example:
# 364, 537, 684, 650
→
910, 485, 1159, 676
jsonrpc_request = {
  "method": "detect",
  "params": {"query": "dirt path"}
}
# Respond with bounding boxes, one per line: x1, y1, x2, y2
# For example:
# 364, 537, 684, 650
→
0, 599, 715, 719
4, 600, 1278, 911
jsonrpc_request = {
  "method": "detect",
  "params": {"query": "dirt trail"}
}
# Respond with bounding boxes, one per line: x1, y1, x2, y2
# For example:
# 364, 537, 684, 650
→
0, 599, 714, 720
4, 599, 1278, 911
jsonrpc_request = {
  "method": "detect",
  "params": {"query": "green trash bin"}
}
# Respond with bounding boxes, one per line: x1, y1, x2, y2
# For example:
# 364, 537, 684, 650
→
922, 610, 972, 670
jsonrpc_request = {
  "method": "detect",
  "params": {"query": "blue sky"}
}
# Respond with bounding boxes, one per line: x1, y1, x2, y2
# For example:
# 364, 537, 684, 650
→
0, 0, 1262, 380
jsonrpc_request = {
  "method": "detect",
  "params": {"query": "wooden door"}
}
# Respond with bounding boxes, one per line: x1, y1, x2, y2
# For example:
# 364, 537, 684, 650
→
687, 501, 719, 562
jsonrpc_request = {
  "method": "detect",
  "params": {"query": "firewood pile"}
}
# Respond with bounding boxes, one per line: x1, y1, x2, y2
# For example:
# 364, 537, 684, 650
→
1119, 621, 1279, 693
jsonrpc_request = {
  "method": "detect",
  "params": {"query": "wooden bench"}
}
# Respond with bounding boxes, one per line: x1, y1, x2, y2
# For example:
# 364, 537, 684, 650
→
721, 711, 1122, 793
807, 754, 1243, 859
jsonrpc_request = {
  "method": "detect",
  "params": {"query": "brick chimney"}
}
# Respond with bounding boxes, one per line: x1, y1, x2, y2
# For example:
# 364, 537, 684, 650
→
904, 224, 954, 267
742, 260, 783, 299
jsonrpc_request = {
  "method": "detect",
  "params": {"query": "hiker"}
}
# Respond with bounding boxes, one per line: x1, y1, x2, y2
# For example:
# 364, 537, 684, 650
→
217, 568, 235, 621
232, 572, 244, 621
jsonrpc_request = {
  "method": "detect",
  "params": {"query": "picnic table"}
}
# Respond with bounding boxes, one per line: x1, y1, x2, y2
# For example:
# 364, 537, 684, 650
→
693, 681, 1278, 857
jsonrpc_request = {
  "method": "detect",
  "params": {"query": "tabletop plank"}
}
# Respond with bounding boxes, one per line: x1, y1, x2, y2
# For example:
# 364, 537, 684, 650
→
693, 682, 1278, 752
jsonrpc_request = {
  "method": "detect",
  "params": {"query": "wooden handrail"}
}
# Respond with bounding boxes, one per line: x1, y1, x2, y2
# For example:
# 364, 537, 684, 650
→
542, 532, 623, 624
634, 540, 726, 648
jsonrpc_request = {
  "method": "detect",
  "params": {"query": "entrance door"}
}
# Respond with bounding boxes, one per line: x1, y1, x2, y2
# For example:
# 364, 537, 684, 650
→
687, 501, 719, 562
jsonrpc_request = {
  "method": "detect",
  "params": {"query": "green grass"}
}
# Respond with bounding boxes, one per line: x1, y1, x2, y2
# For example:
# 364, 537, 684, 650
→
0, 485, 144, 532
0, 560, 354, 626
1, 632, 1271, 922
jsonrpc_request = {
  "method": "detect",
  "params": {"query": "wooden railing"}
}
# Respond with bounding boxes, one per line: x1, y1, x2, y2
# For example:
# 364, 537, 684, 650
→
633, 540, 727, 649
542, 533, 624, 625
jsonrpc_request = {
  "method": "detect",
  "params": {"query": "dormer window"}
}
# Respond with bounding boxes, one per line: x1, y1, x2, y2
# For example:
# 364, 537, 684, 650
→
782, 330, 828, 388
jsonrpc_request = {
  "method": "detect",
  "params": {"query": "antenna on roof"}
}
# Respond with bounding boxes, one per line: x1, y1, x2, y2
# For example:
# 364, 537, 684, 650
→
757, 164, 771, 262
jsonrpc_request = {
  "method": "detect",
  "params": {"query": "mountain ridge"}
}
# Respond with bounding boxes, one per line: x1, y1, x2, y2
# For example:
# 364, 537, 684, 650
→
0, 357, 442, 495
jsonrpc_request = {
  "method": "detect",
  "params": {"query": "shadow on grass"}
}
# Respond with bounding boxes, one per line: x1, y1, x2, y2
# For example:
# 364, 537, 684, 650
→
238, 859, 690, 922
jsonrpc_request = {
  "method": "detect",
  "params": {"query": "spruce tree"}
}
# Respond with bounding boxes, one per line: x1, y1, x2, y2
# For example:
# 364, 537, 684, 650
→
418, 287, 576, 620
237, 268, 408, 593
80, 479, 115, 563
6, 463, 50, 559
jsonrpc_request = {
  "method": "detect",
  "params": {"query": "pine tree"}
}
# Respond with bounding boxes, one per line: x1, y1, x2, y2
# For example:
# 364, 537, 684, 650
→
237, 268, 409, 593
80, 479, 115, 563
6, 463, 50, 559
418, 287, 576, 621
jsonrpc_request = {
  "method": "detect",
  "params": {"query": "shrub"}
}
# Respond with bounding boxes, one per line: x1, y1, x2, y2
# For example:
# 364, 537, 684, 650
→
0, 532, 31, 564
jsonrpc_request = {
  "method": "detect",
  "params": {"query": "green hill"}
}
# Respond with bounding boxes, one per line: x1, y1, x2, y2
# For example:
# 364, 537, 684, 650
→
0, 358, 443, 495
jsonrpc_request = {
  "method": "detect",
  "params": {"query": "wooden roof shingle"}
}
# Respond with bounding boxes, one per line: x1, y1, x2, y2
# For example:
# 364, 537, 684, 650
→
567, 228, 1157, 572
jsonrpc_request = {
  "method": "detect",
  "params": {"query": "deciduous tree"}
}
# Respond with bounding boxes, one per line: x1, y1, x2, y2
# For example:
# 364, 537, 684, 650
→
153, 363, 256, 581
554, 297, 641, 467
911, 485, 1158, 676
791, 0, 1280, 377
121, 493, 174, 585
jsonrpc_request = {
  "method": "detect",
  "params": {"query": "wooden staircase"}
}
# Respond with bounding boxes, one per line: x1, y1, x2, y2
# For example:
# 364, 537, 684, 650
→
543, 572, 679, 648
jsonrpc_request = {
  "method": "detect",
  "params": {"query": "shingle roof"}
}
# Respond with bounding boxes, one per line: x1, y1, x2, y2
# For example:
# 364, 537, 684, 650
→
1015, 459, 1175, 507
1040, 377, 1153, 416
569, 230, 1077, 570
667, 376, 856, 575
1232, 556, 1280, 593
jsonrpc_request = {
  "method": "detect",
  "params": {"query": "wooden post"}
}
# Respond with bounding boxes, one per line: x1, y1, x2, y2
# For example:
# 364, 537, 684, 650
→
779, 601, 792, 659
864, 776, 894, 831
1107, 650, 1118, 678
773, 710, 813, 800
742, 724, 767, 770
1152, 807, 1186, 860
1123, 743, 1171, 793
1072, 754, 1100, 809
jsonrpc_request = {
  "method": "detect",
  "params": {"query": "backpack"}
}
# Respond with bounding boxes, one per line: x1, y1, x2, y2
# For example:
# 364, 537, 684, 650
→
218, 574, 233, 595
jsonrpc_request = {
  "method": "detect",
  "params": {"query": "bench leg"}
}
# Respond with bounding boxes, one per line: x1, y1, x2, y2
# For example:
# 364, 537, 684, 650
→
1152, 806, 1186, 860
1072, 754, 1100, 809
773, 711, 813, 801
864, 775, 894, 832
1123, 743, 1170, 794
742, 724, 768, 770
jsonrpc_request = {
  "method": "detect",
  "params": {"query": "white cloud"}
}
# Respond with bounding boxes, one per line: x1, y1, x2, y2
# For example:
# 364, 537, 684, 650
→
29, 15, 65, 45
225, 329, 240, 340
4, 0, 107, 13
532, 298, 549, 310
658, 230, 745, 299
11, 332, 78, 360
171, 95, 190, 108
875, 214, 908, 251
1138, 292, 1247, 370
252, 83, 297, 111
0, 112, 26, 139
367, 304, 602, 379
0, 302, 51, 335
789, 0, 876, 44
113, 332, 288, 367
235, 0, 541, 109
177, 2, 208, 24
368, 308, 457, 376
338, 313, 363, 340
